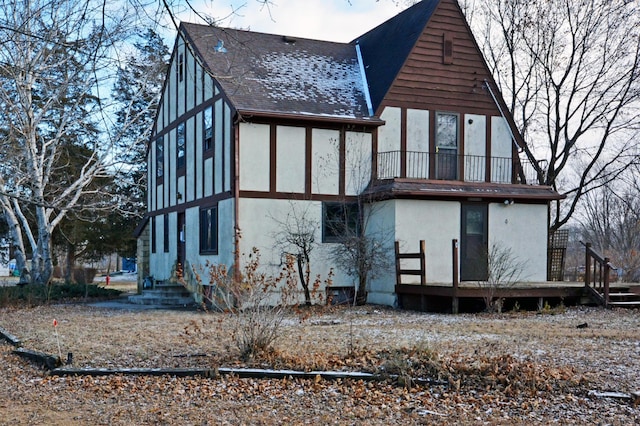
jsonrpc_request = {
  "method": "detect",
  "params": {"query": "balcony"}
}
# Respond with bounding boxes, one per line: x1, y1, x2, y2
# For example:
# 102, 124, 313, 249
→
376, 151, 541, 185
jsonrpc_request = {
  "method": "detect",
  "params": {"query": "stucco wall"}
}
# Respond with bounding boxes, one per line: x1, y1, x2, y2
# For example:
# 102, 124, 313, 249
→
488, 202, 548, 281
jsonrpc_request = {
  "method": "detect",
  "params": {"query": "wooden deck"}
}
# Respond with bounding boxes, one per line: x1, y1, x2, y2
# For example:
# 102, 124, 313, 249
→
395, 281, 640, 313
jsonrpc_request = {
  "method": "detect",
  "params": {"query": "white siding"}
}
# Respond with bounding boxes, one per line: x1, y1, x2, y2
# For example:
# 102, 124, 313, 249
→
239, 123, 270, 192
276, 126, 306, 193
364, 200, 397, 306
406, 109, 429, 152
406, 109, 430, 179
345, 131, 372, 196
311, 128, 340, 195
215, 99, 225, 194
203, 158, 213, 197
186, 49, 195, 111
491, 116, 512, 183
489, 203, 548, 281
464, 114, 486, 182
395, 199, 461, 283
237, 198, 348, 303
378, 106, 401, 152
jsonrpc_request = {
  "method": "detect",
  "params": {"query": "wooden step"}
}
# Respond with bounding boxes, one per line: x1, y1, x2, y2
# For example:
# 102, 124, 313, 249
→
608, 301, 640, 307
608, 292, 638, 298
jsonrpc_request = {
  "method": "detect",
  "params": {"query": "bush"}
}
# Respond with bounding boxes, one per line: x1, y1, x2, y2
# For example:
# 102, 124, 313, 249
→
0, 282, 122, 308
193, 248, 305, 359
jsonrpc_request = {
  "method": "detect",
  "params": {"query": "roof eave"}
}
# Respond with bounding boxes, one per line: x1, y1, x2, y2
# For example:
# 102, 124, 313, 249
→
236, 109, 385, 127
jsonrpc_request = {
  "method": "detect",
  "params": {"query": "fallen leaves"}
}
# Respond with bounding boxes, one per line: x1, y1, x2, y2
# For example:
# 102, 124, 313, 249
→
0, 305, 639, 425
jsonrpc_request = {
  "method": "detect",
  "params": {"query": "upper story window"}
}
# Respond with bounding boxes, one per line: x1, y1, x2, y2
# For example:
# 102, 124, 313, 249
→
203, 106, 213, 152
435, 112, 458, 180
155, 136, 164, 179
322, 202, 360, 243
176, 122, 185, 170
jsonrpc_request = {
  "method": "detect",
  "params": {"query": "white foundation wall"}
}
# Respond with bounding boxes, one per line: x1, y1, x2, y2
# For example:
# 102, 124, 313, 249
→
394, 199, 461, 283
236, 198, 352, 303
183, 198, 236, 279
364, 200, 397, 306
488, 203, 548, 281
149, 213, 176, 281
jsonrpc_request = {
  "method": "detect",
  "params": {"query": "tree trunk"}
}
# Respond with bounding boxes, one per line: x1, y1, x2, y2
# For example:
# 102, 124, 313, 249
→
296, 254, 311, 306
355, 274, 367, 306
65, 242, 76, 284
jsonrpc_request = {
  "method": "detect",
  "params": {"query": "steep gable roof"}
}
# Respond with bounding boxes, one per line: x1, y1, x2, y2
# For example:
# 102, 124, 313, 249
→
181, 23, 378, 124
352, 0, 439, 112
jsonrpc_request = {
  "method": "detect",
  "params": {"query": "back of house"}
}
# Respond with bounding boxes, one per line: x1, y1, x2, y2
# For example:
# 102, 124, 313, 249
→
140, 0, 561, 307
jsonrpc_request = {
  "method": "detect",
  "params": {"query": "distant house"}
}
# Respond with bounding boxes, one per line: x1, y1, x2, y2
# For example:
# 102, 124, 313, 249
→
140, 0, 562, 306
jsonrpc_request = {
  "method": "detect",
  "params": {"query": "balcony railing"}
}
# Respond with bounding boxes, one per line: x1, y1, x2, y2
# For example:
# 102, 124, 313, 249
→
377, 151, 541, 185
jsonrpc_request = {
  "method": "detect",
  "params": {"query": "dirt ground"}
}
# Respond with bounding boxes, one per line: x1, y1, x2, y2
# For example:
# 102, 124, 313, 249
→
0, 300, 638, 425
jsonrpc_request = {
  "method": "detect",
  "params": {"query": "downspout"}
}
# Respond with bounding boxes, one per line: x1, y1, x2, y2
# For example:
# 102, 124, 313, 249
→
484, 79, 520, 152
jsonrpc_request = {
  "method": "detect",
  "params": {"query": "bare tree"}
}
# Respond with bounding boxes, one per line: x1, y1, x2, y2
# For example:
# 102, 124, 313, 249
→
0, 0, 140, 285
272, 203, 320, 306
578, 179, 640, 282
475, 0, 640, 230
477, 242, 527, 313
327, 137, 393, 305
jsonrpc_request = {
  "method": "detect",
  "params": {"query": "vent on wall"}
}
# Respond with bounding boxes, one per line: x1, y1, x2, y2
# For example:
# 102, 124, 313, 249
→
443, 33, 453, 65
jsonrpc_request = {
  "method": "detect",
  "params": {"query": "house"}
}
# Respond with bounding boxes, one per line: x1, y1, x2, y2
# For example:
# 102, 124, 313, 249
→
140, 0, 562, 308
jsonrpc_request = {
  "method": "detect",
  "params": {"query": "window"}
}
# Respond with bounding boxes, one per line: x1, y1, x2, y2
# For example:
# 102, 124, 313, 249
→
151, 216, 156, 254
435, 112, 458, 180
155, 136, 164, 178
323, 202, 360, 243
200, 206, 218, 254
203, 106, 213, 151
176, 122, 185, 169
163, 214, 169, 253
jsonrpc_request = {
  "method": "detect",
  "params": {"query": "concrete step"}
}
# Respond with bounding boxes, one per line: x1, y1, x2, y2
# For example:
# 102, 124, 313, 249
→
128, 294, 195, 306
139, 289, 193, 298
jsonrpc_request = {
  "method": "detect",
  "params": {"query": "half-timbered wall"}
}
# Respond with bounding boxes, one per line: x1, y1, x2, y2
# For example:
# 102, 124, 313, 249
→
147, 33, 234, 280
238, 123, 373, 199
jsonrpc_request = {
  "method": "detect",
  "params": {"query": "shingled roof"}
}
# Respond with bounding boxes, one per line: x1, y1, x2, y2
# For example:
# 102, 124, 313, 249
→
353, 0, 439, 112
180, 0, 440, 123
181, 23, 375, 122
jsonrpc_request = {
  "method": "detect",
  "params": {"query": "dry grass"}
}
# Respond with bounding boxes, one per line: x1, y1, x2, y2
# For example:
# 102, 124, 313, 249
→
0, 302, 639, 425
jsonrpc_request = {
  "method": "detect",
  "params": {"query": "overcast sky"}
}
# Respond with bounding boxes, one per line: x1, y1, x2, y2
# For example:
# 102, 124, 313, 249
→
175, 0, 412, 43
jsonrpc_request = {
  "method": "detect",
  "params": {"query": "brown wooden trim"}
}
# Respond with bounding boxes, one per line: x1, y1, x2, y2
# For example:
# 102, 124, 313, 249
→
339, 129, 346, 195
371, 129, 378, 184
238, 191, 358, 203
428, 110, 436, 179
485, 114, 492, 182
305, 127, 312, 197
150, 192, 234, 217
237, 109, 383, 127
270, 124, 277, 195
222, 103, 227, 192
400, 108, 407, 178
458, 112, 464, 181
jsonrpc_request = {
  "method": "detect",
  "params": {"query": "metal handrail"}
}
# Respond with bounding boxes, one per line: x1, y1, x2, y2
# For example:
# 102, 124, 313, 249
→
376, 151, 540, 185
